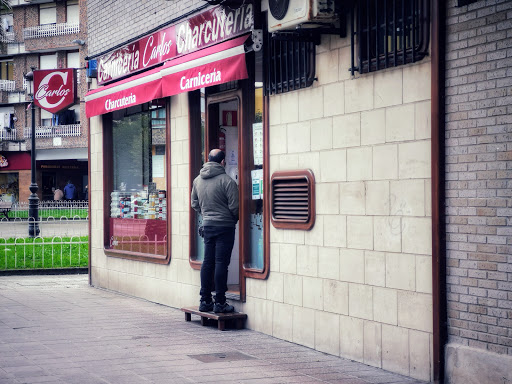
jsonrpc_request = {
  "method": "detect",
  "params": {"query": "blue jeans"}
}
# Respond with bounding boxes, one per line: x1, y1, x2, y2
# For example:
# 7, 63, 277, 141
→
200, 226, 235, 305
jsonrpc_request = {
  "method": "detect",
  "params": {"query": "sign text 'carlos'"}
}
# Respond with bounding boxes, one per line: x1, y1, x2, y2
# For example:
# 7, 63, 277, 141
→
33, 69, 76, 114
97, 4, 253, 84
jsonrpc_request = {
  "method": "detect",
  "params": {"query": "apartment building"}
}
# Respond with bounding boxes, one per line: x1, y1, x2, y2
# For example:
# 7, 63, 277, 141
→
0, 0, 87, 203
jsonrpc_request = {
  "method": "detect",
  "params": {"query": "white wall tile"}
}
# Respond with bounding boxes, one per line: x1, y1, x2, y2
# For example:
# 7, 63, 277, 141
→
361, 109, 386, 146
340, 182, 366, 215
364, 321, 382, 367
315, 311, 340, 355
284, 274, 303, 306
297, 245, 319, 277
333, 113, 360, 148
366, 181, 390, 215
324, 215, 347, 248
347, 147, 372, 181
287, 121, 311, 153
320, 150, 347, 182
316, 183, 340, 214
399, 141, 431, 179
311, 118, 333, 151
340, 248, 365, 283
340, 315, 364, 362
374, 68, 403, 108
373, 287, 398, 325
349, 283, 373, 320
347, 216, 373, 250
403, 62, 431, 103
324, 82, 345, 116
323, 279, 349, 315
293, 306, 315, 349
373, 144, 398, 180
397, 291, 433, 333
318, 247, 340, 280
386, 252, 416, 291
345, 76, 374, 113
390, 180, 425, 216
303, 276, 324, 310
382, 325, 409, 376
386, 104, 415, 143
402, 217, 432, 255
373, 215, 401, 252
365, 251, 386, 287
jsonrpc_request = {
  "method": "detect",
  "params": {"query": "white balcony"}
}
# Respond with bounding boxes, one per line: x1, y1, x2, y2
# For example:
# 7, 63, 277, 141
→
7, 42, 25, 55
0, 80, 16, 91
23, 22, 79, 39
0, 129, 17, 141
9, 0, 55, 7
24, 124, 81, 138
0, 31, 15, 43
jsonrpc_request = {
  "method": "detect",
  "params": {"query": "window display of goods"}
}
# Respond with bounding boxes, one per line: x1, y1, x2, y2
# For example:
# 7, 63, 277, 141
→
110, 190, 167, 220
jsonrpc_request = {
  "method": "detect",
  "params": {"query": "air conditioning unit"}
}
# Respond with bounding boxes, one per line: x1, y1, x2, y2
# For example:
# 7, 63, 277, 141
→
267, 0, 337, 32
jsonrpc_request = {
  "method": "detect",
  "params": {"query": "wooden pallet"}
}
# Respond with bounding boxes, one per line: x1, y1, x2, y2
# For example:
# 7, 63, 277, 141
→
181, 306, 247, 331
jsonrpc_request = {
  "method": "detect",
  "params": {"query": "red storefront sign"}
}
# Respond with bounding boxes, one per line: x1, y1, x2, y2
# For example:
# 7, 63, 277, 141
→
0, 152, 31, 170
33, 69, 76, 114
86, 34, 249, 118
97, 3, 253, 84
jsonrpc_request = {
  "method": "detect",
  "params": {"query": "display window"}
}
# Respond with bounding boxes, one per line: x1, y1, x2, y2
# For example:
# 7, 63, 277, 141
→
0, 173, 18, 203
104, 100, 169, 261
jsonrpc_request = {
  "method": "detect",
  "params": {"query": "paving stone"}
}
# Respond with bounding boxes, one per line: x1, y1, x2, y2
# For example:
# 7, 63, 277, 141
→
0, 275, 430, 384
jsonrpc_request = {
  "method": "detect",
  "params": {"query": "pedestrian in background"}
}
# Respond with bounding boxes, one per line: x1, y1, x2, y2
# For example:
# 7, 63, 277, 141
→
53, 187, 63, 201
64, 180, 76, 201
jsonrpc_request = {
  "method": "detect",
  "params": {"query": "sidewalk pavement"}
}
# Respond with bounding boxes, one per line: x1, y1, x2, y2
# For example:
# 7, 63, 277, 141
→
0, 275, 428, 384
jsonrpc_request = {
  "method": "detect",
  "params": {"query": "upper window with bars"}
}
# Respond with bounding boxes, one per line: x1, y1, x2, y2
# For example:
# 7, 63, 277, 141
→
350, 0, 430, 74
264, 33, 316, 96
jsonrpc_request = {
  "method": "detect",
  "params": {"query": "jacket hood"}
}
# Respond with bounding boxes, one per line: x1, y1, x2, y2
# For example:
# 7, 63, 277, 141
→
200, 162, 226, 179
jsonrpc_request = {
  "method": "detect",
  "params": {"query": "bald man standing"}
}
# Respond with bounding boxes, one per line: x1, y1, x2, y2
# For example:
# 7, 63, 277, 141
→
191, 149, 239, 313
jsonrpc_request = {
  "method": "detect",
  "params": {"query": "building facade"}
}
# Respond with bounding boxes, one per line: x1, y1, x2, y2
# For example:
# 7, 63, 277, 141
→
0, 0, 88, 204
84, 0, 512, 382
443, 0, 512, 383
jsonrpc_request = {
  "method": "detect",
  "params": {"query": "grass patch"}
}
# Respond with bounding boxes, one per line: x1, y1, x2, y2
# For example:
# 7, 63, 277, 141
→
0, 236, 88, 270
8, 209, 88, 220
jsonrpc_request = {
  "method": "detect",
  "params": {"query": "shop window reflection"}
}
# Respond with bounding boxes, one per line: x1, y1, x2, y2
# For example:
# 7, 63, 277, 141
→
108, 101, 167, 257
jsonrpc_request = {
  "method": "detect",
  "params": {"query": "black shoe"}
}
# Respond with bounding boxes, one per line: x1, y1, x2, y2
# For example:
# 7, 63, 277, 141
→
199, 301, 214, 312
214, 302, 235, 313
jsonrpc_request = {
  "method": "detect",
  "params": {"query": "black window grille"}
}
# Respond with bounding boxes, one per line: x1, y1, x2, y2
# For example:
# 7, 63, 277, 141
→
264, 32, 316, 96
350, 0, 430, 74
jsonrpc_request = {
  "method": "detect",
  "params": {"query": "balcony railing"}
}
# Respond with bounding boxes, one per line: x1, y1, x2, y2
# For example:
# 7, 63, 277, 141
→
0, 80, 16, 91
23, 23, 79, 39
24, 124, 81, 138
0, 129, 17, 141
0, 31, 15, 43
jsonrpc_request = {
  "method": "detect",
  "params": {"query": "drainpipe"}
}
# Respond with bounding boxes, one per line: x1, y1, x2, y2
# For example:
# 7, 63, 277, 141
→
431, 0, 447, 382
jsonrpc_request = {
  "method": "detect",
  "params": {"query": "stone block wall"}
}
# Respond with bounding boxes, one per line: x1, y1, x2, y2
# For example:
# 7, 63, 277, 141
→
444, 0, 512, 358
252, 34, 433, 382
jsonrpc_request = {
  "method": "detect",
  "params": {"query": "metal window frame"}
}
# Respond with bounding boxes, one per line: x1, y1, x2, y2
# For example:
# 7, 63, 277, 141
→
264, 32, 316, 96
350, 0, 430, 75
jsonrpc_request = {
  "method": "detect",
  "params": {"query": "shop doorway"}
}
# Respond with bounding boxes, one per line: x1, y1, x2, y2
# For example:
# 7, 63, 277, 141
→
206, 95, 241, 299
42, 172, 56, 201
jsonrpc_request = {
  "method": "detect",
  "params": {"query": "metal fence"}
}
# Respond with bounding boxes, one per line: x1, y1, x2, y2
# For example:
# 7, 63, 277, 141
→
6, 200, 88, 220
0, 217, 88, 271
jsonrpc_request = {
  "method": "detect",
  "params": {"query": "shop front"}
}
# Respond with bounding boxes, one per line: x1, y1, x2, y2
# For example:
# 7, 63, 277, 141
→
0, 152, 31, 203
87, 2, 435, 381
86, 3, 267, 294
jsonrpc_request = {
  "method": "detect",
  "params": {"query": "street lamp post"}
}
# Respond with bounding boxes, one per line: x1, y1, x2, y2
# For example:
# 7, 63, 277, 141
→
24, 68, 40, 237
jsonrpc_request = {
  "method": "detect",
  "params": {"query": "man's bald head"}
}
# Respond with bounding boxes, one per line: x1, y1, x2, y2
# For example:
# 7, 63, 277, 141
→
208, 149, 225, 164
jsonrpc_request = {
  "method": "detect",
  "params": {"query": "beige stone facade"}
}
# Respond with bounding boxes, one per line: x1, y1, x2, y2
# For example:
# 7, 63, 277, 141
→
89, 29, 433, 381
